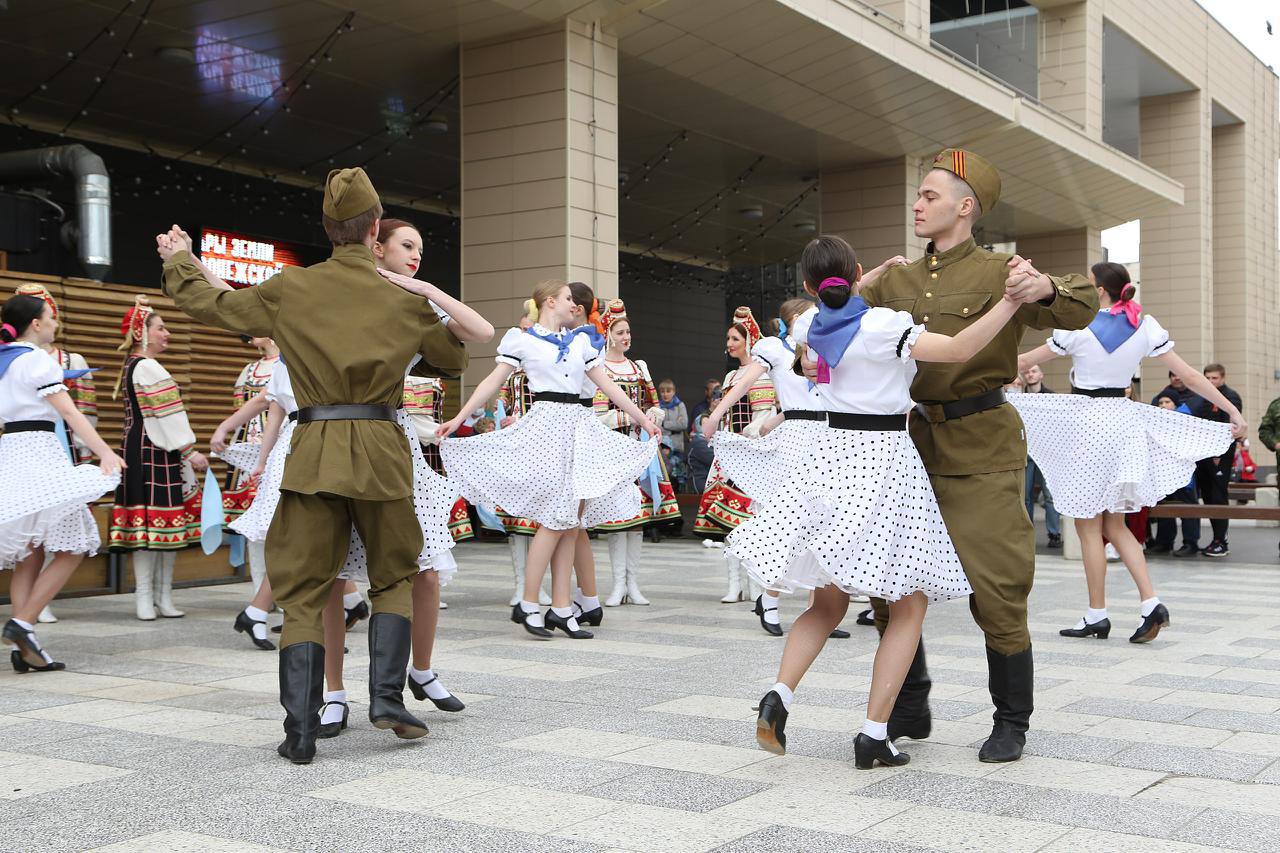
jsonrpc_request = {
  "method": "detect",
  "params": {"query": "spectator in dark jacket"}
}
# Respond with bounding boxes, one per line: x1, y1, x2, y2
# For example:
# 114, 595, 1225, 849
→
1150, 370, 1190, 407
688, 379, 721, 427
1182, 363, 1243, 558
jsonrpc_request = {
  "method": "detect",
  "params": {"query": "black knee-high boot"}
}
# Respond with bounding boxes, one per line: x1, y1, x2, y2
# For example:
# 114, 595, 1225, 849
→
978, 644, 1033, 763
277, 641, 325, 764
368, 613, 429, 739
887, 639, 932, 741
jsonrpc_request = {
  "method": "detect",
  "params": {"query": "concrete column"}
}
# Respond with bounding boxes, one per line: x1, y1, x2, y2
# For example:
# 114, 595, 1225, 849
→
819, 157, 926, 271
459, 19, 618, 388
862, 0, 930, 42
1015, 227, 1102, 393
1138, 90, 1212, 401
1036, 1, 1103, 135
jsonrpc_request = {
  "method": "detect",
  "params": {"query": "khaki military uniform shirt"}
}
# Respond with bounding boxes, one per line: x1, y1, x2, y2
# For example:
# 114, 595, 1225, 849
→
861, 238, 1096, 476
162, 245, 467, 500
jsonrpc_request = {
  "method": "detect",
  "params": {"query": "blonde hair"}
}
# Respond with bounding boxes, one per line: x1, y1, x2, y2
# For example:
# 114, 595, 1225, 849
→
778, 298, 812, 331
524, 279, 567, 324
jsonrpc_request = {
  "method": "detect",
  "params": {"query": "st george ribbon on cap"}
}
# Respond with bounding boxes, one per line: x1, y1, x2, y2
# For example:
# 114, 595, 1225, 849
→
323, 167, 380, 220
931, 148, 1000, 215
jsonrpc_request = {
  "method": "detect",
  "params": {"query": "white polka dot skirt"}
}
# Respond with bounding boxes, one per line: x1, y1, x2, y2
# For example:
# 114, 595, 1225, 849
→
713, 419, 829, 505
342, 412, 458, 585
725, 427, 970, 603
441, 400, 657, 531
220, 441, 261, 476
232, 416, 457, 583
1, 431, 118, 567
1010, 394, 1235, 518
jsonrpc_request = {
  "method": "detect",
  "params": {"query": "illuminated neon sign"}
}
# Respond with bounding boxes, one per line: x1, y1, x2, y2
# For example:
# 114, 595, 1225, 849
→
199, 229, 304, 287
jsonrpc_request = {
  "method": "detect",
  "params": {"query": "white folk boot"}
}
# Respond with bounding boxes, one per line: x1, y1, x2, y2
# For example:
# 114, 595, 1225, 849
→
133, 552, 157, 621
624, 530, 649, 605
605, 534, 628, 606
155, 552, 185, 618
721, 553, 743, 603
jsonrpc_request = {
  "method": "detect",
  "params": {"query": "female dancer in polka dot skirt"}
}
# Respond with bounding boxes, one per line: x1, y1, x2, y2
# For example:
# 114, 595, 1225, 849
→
439, 280, 659, 640
2, 293, 123, 672
693, 308, 777, 605
1013, 262, 1242, 643
742, 235, 1019, 769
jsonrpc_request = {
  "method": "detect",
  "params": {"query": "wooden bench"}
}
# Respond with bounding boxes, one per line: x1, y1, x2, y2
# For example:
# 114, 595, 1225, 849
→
1147, 503, 1280, 521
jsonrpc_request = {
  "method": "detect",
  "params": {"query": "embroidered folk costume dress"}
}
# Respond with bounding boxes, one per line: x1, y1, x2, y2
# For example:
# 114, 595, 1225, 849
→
693, 309, 778, 538
441, 324, 656, 531
726, 304, 971, 603
222, 353, 278, 522
1009, 307, 1233, 518
403, 372, 474, 543
0, 343, 118, 567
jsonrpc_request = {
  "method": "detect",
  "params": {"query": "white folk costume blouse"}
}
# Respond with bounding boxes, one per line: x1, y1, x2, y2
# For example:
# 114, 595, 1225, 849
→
131, 358, 198, 454
792, 306, 923, 415
1, 344, 67, 422
750, 334, 822, 413
494, 324, 603, 392
1047, 312, 1174, 390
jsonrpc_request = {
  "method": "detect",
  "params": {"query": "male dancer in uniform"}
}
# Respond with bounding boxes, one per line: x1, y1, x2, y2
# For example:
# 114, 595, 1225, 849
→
860, 149, 1097, 762
157, 168, 467, 764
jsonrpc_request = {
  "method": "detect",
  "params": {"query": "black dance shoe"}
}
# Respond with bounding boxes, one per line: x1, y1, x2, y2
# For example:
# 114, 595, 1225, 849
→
1129, 604, 1170, 644
344, 599, 370, 630
367, 614, 429, 740
511, 604, 553, 639
234, 610, 276, 651
753, 596, 783, 637
576, 606, 604, 627
755, 690, 788, 755
544, 609, 594, 639
855, 609, 875, 626
1059, 618, 1111, 640
408, 671, 466, 712
317, 701, 349, 739
3, 619, 65, 673
828, 628, 851, 639
854, 733, 909, 769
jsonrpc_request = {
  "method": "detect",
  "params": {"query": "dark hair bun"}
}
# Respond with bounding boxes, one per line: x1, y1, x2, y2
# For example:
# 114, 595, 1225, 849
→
1120, 283, 1137, 302
818, 283, 852, 309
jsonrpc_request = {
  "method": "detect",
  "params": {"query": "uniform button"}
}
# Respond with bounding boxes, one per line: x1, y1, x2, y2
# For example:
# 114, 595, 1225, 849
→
925, 292, 932, 298
930, 272, 938, 280
962, 307, 969, 314
930, 257, 938, 266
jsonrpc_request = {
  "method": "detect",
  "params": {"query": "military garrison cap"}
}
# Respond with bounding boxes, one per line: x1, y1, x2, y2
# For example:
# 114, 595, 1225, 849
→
931, 148, 1000, 215
323, 167, 380, 220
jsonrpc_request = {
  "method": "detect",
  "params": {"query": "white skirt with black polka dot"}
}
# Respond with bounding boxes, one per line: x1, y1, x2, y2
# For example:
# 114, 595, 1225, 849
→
229, 415, 457, 583
725, 425, 970, 603
712, 418, 828, 505
441, 400, 657, 531
1, 431, 118, 567
1010, 394, 1235, 518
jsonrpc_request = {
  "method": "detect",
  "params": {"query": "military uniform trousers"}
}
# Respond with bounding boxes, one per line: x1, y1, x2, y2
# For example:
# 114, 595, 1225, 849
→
266, 491, 422, 648
873, 468, 1034, 655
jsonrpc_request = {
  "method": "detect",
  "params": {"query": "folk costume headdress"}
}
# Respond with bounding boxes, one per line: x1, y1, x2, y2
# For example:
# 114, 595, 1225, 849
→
113, 294, 156, 398
601, 299, 628, 340
731, 306, 763, 349
15, 282, 58, 319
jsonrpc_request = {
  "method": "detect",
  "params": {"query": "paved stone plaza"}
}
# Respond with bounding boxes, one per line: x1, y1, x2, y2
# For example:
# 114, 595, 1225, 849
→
2, 537, 1280, 852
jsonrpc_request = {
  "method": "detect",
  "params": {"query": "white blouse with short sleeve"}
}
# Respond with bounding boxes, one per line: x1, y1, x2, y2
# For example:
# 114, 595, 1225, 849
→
264, 361, 298, 415
1046, 313, 1174, 391
494, 325, 603, 395
794, 305, 924, 416
0, 344, 66, 423
750, 335, 822, 412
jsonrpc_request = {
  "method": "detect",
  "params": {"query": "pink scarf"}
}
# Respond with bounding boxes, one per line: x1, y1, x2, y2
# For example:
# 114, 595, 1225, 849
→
1109, 298, 1142, 328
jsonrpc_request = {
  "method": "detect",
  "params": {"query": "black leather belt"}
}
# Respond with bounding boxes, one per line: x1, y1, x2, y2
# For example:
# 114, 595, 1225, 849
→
3, 420, 55, 434
287, 412, 298, 423
828, 412, 907, 431
579, 397, 594, 408
783, 410, 827, 421
532, 392, 583, 405
1072, 387, 1127, 398
915, 388, 1006, 424
294, 405, 398, 424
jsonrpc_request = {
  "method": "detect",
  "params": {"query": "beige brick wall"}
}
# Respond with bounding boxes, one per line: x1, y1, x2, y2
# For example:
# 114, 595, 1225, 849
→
819, 157, 928, 270
1016, 228, 1101, 392
459, 20, 618, 390
1037, 1, 1103, 134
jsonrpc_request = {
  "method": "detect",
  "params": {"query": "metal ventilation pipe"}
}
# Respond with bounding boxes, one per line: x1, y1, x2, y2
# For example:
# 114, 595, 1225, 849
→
0, 144, 112, 280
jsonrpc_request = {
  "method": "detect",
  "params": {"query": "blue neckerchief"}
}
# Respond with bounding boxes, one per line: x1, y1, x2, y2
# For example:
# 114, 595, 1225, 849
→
524, 325, 574, 362
807, 295, 869, 372
659, 394, 682, 410
0, 342, 36, 380
1087, 310, 1139, 353
569, 324, 605, 351
64, 366, 99, 381
776, 317, 788, 338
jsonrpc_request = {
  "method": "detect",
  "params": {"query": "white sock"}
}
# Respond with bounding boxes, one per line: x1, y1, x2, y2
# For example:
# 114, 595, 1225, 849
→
409, 667, 453, 700
342, 591, 363, 610
760, 592, 781, 626
577, 595, 600, 612
551, 605, 581, 631
12, 618, 34, 631
1074, 607, 1108, 629
520, 600, 543, 628
1140, 597, 1161, 618
770, 682, 794, 711
861, 719, 888, 740
320, 690, 347, 724
244, 605, 270, 640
